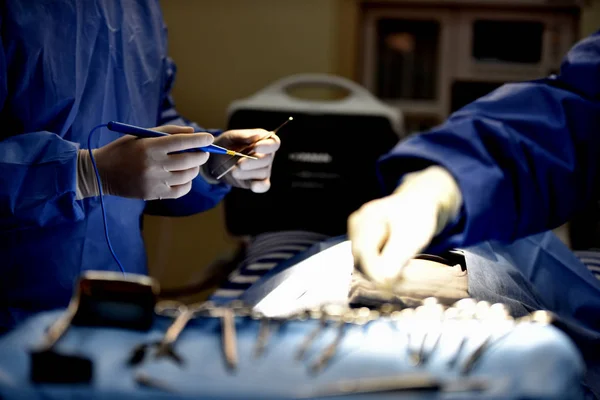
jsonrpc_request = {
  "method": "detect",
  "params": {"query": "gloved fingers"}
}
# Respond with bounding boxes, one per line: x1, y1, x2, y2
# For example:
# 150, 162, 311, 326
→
376, 225, 430, 285
107, 134, 138, 147
166, 181, 193, 199
353, 235, 391, 286
148, 132, 214, 154
363, 190, 440, 284
231, 167, 270, 181
250, 179, 271, 193
252, 134, 280, 154
237, 153, 273, 171
162, 151, 210, 171
380, 209, 438, 264
151, 125, 195, 134
218, 129, 268, 147
166, 166, 200, 186
348, 200, 390, 280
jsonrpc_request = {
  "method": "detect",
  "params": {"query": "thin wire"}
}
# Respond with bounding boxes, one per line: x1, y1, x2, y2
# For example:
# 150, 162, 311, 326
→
87, 123, 125, 274
271, 116, 294, 135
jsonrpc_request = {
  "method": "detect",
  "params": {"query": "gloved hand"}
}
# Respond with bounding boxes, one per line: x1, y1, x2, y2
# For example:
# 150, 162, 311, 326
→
201, 129, 281, 193
76, 125, 214, 200
347, 165, 463, 287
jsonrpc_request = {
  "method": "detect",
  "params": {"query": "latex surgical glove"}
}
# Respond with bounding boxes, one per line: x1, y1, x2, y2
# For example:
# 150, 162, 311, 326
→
201, 129, 281, 193
347, 165, 462, 287
76, 125, 213, 200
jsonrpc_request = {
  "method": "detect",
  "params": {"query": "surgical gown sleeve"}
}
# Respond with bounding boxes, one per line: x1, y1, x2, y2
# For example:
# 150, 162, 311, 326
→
377, 31, 600, 249
0, 39, 83, 231
144, 57, 231, 217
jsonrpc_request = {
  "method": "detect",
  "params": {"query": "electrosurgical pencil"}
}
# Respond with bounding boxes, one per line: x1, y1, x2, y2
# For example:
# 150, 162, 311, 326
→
106, 121, 257, 159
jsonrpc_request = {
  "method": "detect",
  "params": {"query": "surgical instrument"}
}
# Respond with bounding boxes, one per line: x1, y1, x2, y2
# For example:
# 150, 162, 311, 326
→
419, 314, 445, 365
30, 296, 93, 384
36, 296, 79, 352
460, 303, 521, 375
310, 307, 372, 373
254, 316, 281, 358
228, 299, 253, 317
213, 116, 293, 180
446, 299, 479, 367
298, 304, 344, 364
134, 371, 178, 393
296, 307, 328, 361
414, 299, 445, 365
254, 317, 270, 357
391, 307, 418, 364
310, 312, 354, 373
309, 374, 491, 398
153, 301, 210, 364
128, 300, 213, 366
460, 332, 507, 375
106, 121, 257, 159
221, 307, 238, 371
250, 311, 267, 357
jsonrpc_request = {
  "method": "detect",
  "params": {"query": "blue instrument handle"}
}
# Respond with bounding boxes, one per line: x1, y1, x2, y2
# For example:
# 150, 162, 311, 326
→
106, 121, 228, 155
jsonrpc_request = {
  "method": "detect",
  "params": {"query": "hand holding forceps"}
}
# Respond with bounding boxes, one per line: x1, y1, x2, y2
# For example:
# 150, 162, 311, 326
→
210, 117, 293, 180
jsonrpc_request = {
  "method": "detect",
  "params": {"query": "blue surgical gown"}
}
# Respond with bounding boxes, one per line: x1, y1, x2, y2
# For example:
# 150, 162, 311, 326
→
376, 31, 600, 395
0, 1, 231, 329
378, 30, 600, 251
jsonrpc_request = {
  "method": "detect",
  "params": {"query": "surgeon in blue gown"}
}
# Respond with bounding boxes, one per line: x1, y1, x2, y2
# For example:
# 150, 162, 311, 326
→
0, 1, 280, 330
349, 30, 600, 398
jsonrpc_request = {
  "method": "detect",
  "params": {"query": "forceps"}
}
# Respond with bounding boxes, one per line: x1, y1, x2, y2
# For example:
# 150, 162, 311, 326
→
460, 309, 552, 374
128, 301, 212, 366
310, 307, 374, 373
253, 313, 284, 358
211, 117, 293, 180
154, 301, 213, 363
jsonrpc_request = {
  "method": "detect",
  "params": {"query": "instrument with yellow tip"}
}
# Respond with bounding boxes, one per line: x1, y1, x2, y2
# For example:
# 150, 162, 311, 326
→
106, 121, 257, 159
213, 116, 293, 180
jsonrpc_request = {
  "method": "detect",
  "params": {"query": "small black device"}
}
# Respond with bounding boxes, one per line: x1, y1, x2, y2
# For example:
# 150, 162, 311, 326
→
30, 271, 160, 384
